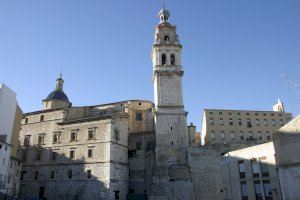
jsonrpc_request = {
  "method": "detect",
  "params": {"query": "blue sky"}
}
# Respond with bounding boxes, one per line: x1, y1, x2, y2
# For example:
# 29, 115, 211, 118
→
0, 0, 299, 129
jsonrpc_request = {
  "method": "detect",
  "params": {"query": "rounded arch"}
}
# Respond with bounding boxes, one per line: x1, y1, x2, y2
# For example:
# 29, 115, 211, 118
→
164, 35, 169, 42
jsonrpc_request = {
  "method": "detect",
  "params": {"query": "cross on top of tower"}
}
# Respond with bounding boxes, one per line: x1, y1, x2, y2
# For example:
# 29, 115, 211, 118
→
158, 2, 170, 23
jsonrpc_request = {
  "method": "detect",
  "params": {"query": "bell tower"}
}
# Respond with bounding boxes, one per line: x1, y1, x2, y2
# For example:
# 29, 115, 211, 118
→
152, 7, 188, 166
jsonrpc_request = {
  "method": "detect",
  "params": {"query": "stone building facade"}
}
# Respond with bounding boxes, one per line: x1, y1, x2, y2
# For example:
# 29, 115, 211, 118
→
19, 76, 155, 200
223, 142, 282, 200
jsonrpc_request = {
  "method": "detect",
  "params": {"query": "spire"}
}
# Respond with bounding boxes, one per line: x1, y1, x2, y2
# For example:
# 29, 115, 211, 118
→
158, 3, 170, 23
56, 73, 64, 91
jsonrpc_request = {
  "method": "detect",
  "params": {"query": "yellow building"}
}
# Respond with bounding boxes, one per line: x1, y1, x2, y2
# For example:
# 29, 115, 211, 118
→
201, 103, 292, 146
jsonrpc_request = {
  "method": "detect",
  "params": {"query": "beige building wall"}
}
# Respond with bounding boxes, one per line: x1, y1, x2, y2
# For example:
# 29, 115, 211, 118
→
223, 142, 282, 200
201, 109, 292, 146
11, 104, 22, 158
273, 115, 300, 200
19, 100, 154, 200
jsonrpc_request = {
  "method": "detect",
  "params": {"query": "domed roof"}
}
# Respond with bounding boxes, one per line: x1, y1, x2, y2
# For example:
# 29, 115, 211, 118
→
45, 90, 69, 102
44, 75, 70, 102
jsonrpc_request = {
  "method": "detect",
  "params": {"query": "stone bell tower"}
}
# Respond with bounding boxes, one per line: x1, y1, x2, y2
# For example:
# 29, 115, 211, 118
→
152, 7, 188, 166
149, 7, 195, 200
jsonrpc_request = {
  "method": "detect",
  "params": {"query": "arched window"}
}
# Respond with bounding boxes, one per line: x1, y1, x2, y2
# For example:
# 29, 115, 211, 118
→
161, 54, 166, 65
164, 35, 169, 42
170, 54, 175, 65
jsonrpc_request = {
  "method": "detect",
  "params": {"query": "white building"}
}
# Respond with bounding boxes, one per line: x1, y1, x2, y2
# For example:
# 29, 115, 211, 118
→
0, 84, 22, 198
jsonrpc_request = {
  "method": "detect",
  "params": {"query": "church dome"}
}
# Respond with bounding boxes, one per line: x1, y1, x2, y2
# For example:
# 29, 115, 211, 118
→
45, 90, 69, 102
44, 75, 70, 102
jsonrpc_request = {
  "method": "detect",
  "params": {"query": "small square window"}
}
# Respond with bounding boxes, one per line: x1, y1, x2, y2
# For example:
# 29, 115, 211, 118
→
53, 132, 60, 143
25, 118, 29, 124
52, 152, 57, 161
136, 113, 143, 121
50, 171, 55, 179
68, 170, 73, 179
40, 115, 44, 122
88, 129, 95, 140
87, 170, 92, 179
136, 142, 142, 150
70, 150, 75, 159
34, 171, 39, 180
88, 149, 93, 158
70, 131, 77, 141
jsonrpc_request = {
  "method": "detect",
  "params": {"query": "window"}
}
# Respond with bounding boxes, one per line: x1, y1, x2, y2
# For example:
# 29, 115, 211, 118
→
87, 170, 92, 179
210, 131, 215, 140
254, 181, 263, 200
240, 131, 244, 140
264, 119, 268, 126
21, 171, 26, 180
40, 115, 44, 122
88, 149, 93, 158
280, 119, 284, 126
53, 132, 60, 143
164, 35, 169, 41
114, 128, 120, 141
256, 119, 260, 126
247, 119, 252, 128
238, 119, 242, 126
52, 152, 57, 161
70, 150, 75, 159
70, 131, 77, 142
25, 117, 29, 124
147, 142, 155, 151
34, 171, 39, 180
114, 191, 120, 200
24, 135, 31, 146
246, 113, 250, 115
231, 131, 235, 140
170, 54, 175, 65
50, 171, 55, 179
219, 112, 223, 115
271, 119, 276, 126
38, 134, 45, 145
229, 118, 233, 126
136, 142, 142, 150
68, 170, 73, 179
219, 118, 224, 125
261, 162, 269, 177
258, 131, 262, 140
248, 131, 253, 140
209, 112, 213, 115
37, 150, 42, 161
266, 132, 271, 140
88, 129, 95, 140
251, 159, 260, 177
210, 118, 214, 125
263, 180, 273, 200
240, 181, 248, 200
238, 161, 246, 178
136, 113, 143, 121
221, 131, 225, 141
161, 54, 166, 65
